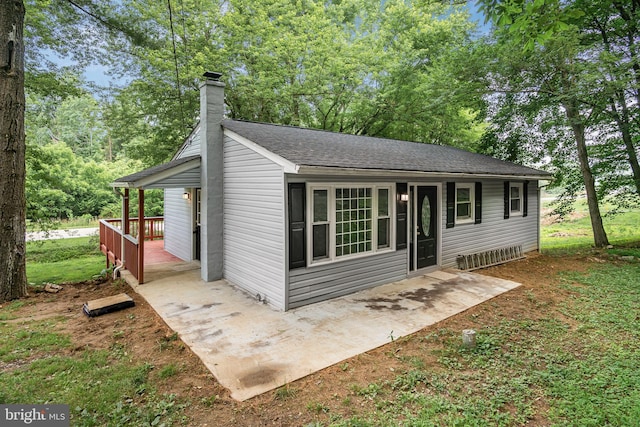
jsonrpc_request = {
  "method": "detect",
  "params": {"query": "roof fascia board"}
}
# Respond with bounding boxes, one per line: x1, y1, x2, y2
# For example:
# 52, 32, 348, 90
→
295, 166, 551, 181
110, 158, 201, 189
223, 128, 299, 174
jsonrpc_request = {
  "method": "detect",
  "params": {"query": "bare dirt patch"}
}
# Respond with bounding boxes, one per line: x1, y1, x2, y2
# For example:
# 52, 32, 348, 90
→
2, 252, 602, 426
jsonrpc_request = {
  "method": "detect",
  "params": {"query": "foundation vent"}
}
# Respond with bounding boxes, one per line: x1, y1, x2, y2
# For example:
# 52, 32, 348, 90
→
457, 245, 524, 271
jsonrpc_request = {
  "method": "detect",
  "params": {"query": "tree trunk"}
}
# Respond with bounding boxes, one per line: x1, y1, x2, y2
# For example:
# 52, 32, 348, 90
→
0, 0, 27, 301
564, 100, 610, 248
596, 15, 640, 196
611, 93, 640, 196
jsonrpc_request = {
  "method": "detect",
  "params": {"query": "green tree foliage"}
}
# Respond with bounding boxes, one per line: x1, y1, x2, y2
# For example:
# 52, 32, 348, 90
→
477, 0, 640, 247
25, 141, 138, 222
102, 0, 486, 164
23, 87, 160, 223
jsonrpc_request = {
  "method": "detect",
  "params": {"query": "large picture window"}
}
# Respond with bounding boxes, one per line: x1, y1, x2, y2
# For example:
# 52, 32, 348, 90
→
309, 184, 394, 264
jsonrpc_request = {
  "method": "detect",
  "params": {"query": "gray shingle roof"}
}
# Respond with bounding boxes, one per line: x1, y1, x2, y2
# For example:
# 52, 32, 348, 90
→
222, 119, 550, 177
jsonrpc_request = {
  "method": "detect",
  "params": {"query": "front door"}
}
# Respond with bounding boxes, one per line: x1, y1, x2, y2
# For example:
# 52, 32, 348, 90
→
415, 186, 437, 269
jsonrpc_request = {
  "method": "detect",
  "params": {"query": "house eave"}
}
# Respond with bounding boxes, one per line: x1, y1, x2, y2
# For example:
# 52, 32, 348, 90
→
111, 157, 202, 189
293, 165, 552, 181
224, 128, 300, 173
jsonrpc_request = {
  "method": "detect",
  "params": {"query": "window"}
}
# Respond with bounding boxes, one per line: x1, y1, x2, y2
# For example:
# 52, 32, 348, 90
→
312, 189, 329, 260
309, 184, 394, 264
377, 188, 390, 249
455, 183, 474, 224
509, 183, 523, 216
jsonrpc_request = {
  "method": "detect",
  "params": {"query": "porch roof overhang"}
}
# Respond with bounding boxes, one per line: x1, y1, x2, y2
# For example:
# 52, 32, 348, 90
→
111, 155, 201, 189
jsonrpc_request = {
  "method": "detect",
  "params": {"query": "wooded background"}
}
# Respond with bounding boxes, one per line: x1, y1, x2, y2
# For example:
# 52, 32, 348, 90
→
16, 0, 640, 242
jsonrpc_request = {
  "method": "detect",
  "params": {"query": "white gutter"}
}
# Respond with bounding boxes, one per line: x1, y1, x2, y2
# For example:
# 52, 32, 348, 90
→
294, 165, 553, 181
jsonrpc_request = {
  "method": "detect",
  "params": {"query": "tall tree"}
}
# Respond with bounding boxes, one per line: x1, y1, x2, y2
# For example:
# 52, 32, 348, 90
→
0, 0, 28, 301
479, 0, 613, 247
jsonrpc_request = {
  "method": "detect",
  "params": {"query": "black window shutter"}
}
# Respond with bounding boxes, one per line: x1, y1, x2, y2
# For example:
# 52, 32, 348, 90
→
288, 183, 306, 269
474, 182, 482, 224
446, 182, 455, 228
396, 183, 408, 249
523, 181, 529, 217
504, 181, 510, 219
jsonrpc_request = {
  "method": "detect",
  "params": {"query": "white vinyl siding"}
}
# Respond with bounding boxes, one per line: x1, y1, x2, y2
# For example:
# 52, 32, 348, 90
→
441, 180, 539, 267
164, 188, 193, 261
224, 136, 286, 310
143, 168, 201, 189
288, 249, 407, 309
176, 126, 201, 159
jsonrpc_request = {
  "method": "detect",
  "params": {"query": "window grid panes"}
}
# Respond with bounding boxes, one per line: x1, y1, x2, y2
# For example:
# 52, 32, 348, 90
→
456, 186, 472, 221
510, 184, 522, 214
335, 187, 372, 257
312, 189, 329, 259
377, 188, 390, 249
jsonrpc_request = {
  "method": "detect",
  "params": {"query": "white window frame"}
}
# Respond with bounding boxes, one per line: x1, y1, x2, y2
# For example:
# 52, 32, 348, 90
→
376, 187, 391, 250
455, 183, 475, 224
311, 187, 330, 261
307, 183, 395, 266
509, 182, 524, 216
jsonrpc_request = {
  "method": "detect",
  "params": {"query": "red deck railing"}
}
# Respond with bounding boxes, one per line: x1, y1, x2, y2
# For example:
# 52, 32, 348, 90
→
101, 217, 164, 241
99, 217, 164, 283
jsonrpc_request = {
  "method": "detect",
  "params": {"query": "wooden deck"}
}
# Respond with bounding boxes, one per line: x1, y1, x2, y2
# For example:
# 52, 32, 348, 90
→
144, 240, 183, 265
100, 216, 191, 284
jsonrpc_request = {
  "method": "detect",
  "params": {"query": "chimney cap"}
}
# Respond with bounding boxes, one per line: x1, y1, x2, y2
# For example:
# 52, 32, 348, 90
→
203, 71, 222, 81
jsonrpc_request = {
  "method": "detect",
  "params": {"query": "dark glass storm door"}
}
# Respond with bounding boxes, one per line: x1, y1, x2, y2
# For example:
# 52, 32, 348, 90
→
412, 186, 437, 270
194, 188, 201, 261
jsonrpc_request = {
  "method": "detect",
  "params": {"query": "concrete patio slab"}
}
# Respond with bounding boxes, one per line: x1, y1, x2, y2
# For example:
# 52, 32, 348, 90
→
129, 267, 520, 401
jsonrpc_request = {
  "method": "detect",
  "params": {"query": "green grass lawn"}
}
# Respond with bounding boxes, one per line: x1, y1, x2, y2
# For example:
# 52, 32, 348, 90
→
9, 209, 640, 425
541, 200, 640, 252
0, 318, 186, 426
324, 260, 640, 426
26, 237, 106, 285
27, 217, 99, 232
